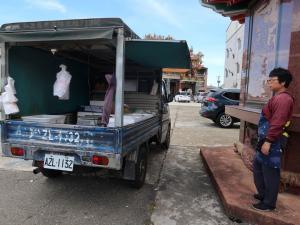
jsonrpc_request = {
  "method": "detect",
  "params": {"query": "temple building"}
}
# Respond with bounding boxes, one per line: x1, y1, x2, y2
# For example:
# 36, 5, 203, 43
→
163, 48, 207, 95
201, 0, 300, 223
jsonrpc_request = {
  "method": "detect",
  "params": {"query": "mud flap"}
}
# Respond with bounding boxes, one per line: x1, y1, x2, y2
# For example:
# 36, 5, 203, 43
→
123, 148, 138, 180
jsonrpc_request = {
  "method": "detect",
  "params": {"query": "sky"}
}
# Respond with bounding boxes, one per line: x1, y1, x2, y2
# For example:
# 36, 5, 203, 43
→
0, 0, 230, 86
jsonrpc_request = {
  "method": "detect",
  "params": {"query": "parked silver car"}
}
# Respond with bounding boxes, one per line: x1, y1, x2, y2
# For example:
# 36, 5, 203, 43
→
195, 92, 207, 103
174, 91, 191, 102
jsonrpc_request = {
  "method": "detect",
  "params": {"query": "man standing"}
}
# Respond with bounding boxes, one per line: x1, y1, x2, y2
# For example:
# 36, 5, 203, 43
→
252, 68, 294, 211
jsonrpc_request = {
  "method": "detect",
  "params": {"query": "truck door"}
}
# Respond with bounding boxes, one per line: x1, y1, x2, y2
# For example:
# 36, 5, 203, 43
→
161, 80, 170, 143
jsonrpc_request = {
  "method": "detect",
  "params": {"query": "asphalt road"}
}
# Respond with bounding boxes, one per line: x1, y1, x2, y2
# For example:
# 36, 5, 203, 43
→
0, 144, 167, 225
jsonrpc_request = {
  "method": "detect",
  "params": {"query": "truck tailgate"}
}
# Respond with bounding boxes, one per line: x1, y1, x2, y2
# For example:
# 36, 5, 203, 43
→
2, 120, 119, 152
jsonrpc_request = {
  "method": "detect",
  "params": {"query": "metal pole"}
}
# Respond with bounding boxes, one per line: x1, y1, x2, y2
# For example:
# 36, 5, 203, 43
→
0, 42, 6, 120
115, 28, 125, 127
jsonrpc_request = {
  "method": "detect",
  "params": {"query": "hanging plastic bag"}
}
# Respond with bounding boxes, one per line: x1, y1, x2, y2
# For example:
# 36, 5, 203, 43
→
59, 86, 70, 100
5, 76, 16, 94
53, 64, 72, 100
1, 91, 18, 103
1, 76, 19, 115
2, 102, 19, 115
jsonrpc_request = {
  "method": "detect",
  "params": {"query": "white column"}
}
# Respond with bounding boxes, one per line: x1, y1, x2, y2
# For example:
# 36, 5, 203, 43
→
0, 43, 6, 120
114, 28, 125, 127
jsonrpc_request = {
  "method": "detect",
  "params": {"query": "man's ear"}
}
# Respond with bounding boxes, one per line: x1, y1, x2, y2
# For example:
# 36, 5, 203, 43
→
280, 81, 286, 87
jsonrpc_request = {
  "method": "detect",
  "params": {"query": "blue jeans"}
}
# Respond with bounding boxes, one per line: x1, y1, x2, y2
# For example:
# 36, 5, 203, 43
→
253, 155, 280, 208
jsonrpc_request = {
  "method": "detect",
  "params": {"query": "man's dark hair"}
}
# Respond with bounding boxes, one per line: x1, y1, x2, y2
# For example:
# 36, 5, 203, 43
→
269, 67, 293, 88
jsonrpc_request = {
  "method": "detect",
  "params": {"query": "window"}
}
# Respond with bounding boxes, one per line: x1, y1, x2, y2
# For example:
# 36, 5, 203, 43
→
207, 90, 217, 98
226, 49, 229, 58
238, 38, 241, 50
223, 92, 240, 101
232, 53, 235, 59
247, 0, 279, 101
236, 63, 240, 74
225, 69, 228, 78
161, 81, 167, 102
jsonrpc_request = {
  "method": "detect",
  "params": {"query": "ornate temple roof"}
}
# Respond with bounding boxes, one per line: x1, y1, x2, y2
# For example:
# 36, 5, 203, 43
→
200, 0, 253, 23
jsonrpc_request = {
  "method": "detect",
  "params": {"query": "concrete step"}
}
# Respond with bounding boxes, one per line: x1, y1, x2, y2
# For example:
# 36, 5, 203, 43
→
200, 146, 300, 225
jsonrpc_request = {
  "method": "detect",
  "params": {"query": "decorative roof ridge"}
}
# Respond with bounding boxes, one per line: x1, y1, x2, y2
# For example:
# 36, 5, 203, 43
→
200, 0, 252, 23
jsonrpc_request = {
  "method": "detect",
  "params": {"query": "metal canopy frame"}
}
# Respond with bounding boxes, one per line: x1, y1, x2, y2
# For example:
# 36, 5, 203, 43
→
0, 18, 191, 127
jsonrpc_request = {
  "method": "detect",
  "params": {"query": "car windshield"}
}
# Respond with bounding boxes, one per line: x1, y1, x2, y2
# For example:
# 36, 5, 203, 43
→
178, 92, 188, 96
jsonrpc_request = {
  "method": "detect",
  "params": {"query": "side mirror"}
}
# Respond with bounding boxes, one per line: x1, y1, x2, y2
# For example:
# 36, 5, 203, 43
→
167, 94, 173, 103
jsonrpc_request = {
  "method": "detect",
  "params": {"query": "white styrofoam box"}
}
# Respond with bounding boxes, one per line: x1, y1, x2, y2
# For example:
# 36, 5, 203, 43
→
22, 114, 66, 124
89, 100, 104, 106
107, 113, 154, 127
84, 105, 102, 112
77, 117, 98, 126
77, 111, 101, 117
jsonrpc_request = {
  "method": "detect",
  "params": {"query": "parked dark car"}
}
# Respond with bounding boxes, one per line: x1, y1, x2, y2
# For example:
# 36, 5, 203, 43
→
200, 88, 240, 128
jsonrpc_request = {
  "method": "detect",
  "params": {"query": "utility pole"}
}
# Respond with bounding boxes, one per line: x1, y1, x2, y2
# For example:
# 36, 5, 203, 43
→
217, 75, 221, 88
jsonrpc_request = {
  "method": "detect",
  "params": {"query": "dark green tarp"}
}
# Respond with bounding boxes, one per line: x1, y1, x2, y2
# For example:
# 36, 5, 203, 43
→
0, 28, 114, 42
125, 40, 191, 69
0, 18, 191, 69
0, 18, 139, 41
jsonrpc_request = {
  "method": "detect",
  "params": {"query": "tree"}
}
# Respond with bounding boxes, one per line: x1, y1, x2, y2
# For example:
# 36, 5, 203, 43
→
144, 34, 174, 40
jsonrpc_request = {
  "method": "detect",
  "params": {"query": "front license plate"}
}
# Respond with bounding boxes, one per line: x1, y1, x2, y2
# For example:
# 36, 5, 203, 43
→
44, 154, 75, 172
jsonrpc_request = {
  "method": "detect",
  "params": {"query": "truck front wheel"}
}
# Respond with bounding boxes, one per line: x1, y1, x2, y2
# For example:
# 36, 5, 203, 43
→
162, 125, 171, 150
131, 145, 148, 189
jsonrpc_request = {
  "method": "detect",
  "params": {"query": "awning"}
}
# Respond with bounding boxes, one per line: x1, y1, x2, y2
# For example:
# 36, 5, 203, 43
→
0, 18, 139, 42
0, 28, 114, 42
125, 40, 191, 69
200, 0, 251, 23
0, 18, 191, 70
163, 68, 190, 73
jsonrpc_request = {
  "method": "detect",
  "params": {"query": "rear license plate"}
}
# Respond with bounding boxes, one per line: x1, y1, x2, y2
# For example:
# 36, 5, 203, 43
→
44, 154, 75, 172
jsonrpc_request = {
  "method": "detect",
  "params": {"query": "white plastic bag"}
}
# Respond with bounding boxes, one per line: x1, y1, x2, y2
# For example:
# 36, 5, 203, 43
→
2, 102, 19, 114
6, 76, 16, 94
53, 64, 72, 100
1, 91, 18, 103
1, 76, 19, 115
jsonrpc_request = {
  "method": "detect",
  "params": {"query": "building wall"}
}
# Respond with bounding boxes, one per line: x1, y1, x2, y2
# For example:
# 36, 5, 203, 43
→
223, 21, 244, 89
238, 0, 300, 174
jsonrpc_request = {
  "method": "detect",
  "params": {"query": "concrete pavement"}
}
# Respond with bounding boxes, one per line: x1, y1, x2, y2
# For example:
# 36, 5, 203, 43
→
151, 102, 246, 225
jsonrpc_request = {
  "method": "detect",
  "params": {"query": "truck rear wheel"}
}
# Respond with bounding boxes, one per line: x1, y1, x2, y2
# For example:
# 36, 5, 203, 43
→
131, 145, 148, 189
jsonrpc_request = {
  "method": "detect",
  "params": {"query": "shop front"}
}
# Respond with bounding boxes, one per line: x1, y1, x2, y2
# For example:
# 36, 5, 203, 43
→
203, 0, 300, 192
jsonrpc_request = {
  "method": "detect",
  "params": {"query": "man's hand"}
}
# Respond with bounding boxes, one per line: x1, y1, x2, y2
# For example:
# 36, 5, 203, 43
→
261, 142, 271, 155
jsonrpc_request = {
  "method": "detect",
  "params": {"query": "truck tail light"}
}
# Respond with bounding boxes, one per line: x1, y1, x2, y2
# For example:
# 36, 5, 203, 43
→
11, 147, 25, 156
92, 155, 109, 166
206, 97, 217, 102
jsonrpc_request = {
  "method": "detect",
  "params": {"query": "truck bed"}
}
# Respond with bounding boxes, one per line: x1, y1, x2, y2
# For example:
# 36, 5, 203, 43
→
1, 115, 160, 170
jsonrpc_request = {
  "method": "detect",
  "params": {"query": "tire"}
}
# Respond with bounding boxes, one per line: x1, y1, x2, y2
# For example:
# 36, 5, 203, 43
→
131, 145, 148, 189
40, 168, 63, 178
217, 113, 234, 128
162, 125, 171, 150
